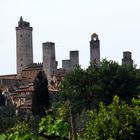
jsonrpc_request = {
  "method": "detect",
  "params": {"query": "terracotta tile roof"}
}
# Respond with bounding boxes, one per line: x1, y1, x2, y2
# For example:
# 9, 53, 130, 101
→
16, 89, 34, 92
23, 64, 43, 71
0, 74, 17, 80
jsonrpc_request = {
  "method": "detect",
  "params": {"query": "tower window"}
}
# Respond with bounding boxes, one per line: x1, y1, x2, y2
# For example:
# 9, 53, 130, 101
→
93, 37, 97, 41
21, 64, 23, 67
28, 35, 30, 37
21, 58, 22, 61
20, 34, 22, 37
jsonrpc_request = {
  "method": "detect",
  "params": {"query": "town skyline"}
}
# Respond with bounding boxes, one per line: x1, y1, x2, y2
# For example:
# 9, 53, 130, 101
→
0, 0, 140, 75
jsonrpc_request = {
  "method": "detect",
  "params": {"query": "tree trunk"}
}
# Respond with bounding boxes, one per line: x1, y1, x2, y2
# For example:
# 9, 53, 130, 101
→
70, 107, 77, 140
32, 115, 40, 135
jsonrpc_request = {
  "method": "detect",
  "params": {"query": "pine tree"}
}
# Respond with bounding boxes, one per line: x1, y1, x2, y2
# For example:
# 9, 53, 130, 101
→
32, 71, 49, 117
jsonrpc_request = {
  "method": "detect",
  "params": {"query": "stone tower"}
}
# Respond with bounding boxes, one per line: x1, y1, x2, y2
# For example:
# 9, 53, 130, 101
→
16, 17, 33, 78
62, 50, 79, 73
70, 51, 79, 69
43, 42, 57, 82
122, 51, 133, 65
90, 33, 100, 65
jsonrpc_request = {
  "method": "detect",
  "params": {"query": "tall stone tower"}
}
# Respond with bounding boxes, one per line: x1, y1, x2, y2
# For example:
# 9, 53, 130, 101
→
122, 51, 133, 65
16, 17, 33, 78
70, 51, 79, 69
90, 33, 100, 65
43, 42, 57, 82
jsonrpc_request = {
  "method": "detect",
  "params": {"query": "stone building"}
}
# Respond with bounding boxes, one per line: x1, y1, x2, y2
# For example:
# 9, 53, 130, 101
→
15, 16, 80, 82
0, 16, 135, 112
2, 17, 104, 87
0, 17, 134, 85
0, 17, 134, 87
21, 63, 43, 82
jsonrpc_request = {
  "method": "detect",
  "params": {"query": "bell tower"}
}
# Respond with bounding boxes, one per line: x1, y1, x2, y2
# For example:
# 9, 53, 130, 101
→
90, 33, 100, 65
16, 17, 33, 78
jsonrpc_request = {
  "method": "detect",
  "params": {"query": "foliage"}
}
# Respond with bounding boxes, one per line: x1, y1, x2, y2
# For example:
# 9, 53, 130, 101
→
39, 108, 70, 139
59, 59, 140, 115
0, 121, 39, 140
32, 71, 50, 117
95, 60, 140, 104
0, 106, 16, 132
59, 66, 88, 114
0, 107, 70, 140
82, 96, 140, 140
59, 60, 140, 140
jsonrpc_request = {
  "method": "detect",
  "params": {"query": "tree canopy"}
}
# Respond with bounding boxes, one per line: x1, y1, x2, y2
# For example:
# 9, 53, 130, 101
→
59, 59, 140, 114
82, 96, 140, 140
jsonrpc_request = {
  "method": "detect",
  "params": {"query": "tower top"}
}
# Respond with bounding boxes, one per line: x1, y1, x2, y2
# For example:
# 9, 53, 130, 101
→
122, 51, 133, 65
91, 33, 99, 41
20, 16, 23, 22
123, 51, 132, 59
16, 16, 33, 31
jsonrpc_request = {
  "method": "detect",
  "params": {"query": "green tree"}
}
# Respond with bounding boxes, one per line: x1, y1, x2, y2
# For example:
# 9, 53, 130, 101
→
39, 108, 70, 140
0, 108, 70, 140
59, 60, 140, 139
82, 96, 140, 140
60, 66, 87, 114
60, 60, 140, 112
0, 121, 39, 140
32, 71, 50, 117
93, 59, 140, 105
0, 106, 16, 133
59, 66, 90, 140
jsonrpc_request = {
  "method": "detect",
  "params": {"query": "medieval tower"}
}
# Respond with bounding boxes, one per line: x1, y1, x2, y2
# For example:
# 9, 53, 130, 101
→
43, 42, 57, 81
62, 50, 79, 73
16, 17, 33, 78
122, 51, 133, 65
90, 33, 100, 65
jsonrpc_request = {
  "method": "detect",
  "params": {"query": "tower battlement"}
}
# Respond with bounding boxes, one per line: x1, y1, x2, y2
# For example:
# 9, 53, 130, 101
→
122, 51, 133, 65
16, 16, 32, 31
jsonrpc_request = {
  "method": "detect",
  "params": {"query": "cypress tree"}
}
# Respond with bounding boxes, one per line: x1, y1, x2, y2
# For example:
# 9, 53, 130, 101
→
32, 71, 49, 117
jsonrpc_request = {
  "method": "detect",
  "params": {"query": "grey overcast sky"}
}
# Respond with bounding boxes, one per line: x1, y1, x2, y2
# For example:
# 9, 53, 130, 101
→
0, 0, 140, 75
